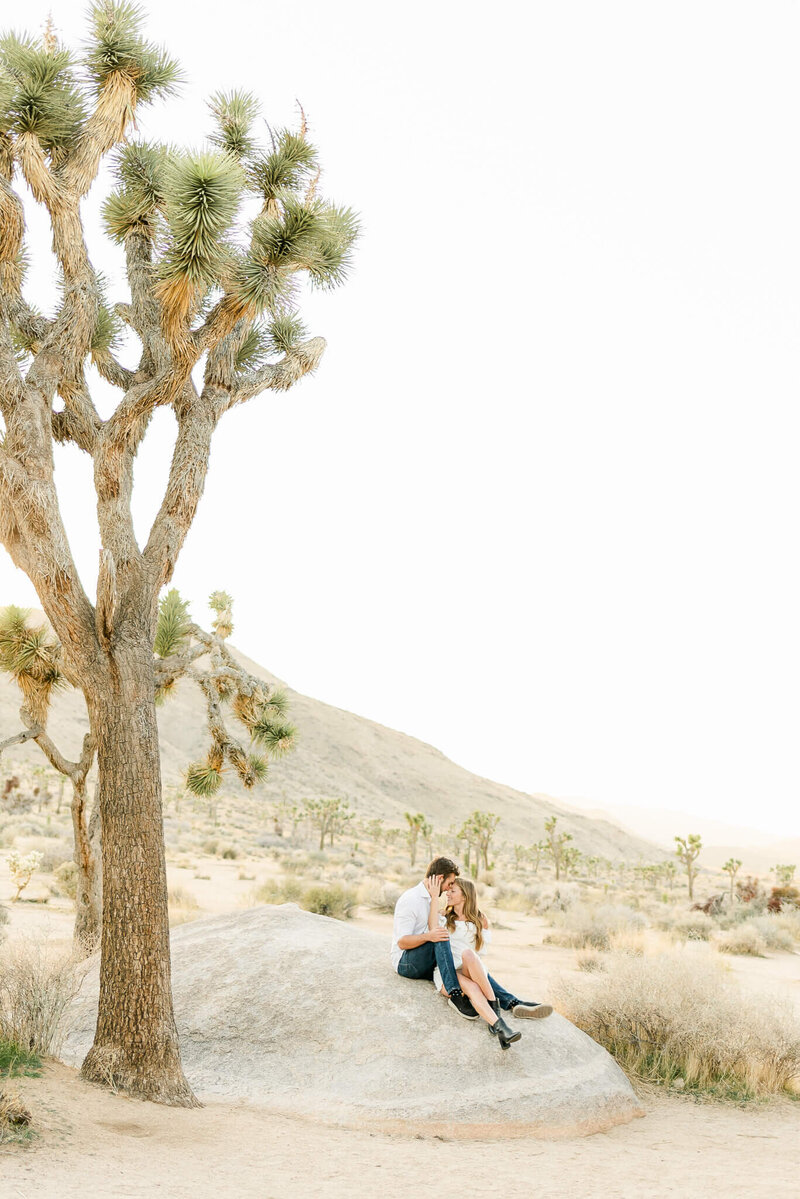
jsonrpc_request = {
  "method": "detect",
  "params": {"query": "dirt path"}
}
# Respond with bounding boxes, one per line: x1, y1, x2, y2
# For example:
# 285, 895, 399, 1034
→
2, 1063, 799, 1199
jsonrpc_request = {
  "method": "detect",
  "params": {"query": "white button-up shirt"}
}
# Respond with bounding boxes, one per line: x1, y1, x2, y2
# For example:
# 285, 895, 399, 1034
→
391, 880, 432, 971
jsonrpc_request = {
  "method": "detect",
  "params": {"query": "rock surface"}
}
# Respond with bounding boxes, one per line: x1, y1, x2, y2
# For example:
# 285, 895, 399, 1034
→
63, 905, 643, 1138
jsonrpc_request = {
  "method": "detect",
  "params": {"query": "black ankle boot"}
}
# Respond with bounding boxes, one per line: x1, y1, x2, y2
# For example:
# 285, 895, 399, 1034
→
494, 1015, 522, 1049
487, 998, 501, 1033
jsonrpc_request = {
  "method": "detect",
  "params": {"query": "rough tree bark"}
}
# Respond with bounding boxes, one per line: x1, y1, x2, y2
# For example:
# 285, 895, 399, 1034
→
80, 631, 195, 1104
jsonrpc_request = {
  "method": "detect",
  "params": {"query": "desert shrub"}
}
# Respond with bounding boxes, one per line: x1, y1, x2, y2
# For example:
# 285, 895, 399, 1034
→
282, 855, 311, 875
492, 884, 538, 914
358, 879, 400, 913
302, 884, 357, 920
0, 1038, 40, 1076
220, 845, 239, 860
716, 924, 767, 956
53, 860, 78, 900
0, 1087, 33, 1145
167, 885, 199, 910
201, 838, 219, 855
741, 917, 795, 953
576, 950, 606, 972
0, 941, 86, 1057
545, 903, 647, 951
255, 877, 305, 905
553, 952, 800, 1098
774, 910, 800, 944
768, 885, 800, 913
666, 911, 714, 941
35, 842, 73, 874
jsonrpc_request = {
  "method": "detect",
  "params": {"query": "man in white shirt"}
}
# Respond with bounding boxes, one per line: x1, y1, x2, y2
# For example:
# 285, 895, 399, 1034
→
392, 856, 553, 1022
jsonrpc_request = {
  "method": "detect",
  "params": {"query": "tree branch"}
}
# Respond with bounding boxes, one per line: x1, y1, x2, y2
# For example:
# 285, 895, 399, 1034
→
63, 73, 138, 198
143, 386, 216, 588
92, 348, 135, 391
225, 337, 326, 411
0, 726, 41, 754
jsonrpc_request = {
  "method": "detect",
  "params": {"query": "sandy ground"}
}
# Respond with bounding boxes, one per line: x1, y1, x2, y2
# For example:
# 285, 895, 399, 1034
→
2, 1062, 799, 1199
2, 858, 800, 1196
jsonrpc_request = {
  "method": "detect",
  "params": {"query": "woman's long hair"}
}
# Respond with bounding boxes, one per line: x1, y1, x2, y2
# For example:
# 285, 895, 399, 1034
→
443, 878, 485, 952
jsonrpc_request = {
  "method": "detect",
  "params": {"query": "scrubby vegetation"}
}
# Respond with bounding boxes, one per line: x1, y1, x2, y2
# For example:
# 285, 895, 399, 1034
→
0, 940, 86, 1058
553, 953, 800, 1099
2, 756, 798, 1105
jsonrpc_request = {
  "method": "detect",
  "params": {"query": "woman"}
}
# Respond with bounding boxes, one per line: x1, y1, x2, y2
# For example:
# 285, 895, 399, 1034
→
429, 876, 521, 1049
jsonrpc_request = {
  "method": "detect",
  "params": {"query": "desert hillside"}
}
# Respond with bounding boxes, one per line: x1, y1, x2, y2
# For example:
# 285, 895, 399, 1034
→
0, 636, 662, 860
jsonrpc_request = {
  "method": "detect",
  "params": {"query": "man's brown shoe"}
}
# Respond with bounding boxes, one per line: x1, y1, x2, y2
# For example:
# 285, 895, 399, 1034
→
510, 1002, 553, 1019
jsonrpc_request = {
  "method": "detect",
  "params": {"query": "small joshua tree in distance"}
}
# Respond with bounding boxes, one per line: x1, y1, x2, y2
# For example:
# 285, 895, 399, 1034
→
674, 834, 703, 901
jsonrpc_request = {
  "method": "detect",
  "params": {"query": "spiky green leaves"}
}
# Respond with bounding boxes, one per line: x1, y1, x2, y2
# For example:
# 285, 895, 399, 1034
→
85, 2, 180, 104
208, 90, 259, 160
102, 140, 169, 241
156, 151, 244, 333
154, 588, 192, 658
0, 606, 64, 726
248, 129, 318, 202
235, 199, 358, 314
0, 33, 86, 151
185, 759, 222, 798
249, 716, 296, 758
90, 272, 122, 353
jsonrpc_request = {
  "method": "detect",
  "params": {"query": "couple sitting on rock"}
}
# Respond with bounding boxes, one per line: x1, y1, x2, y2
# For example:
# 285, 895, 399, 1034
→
391, 855, 553, 1050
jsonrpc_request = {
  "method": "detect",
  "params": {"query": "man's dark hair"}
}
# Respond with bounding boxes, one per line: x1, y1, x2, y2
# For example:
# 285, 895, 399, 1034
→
425, 856, 459, 879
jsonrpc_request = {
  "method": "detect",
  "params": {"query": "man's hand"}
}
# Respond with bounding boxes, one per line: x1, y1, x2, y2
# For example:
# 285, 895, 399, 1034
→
423, 874, 443, 901
426, 926, 450, 942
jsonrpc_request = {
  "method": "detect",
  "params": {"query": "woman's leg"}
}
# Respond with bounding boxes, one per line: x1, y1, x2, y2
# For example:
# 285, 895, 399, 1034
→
457, 971, 497, 1026
458, 949, 495, 1001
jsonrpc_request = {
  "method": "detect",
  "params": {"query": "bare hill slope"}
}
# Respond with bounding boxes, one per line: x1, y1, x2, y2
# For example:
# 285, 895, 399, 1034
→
1, 639, 662, 860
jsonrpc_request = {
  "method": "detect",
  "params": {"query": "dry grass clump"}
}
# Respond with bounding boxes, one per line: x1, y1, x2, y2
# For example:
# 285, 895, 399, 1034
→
302, 884, 357, 920
0, 1088, 32, 1144
774, 910, 800, 943
553, 952, 800, 1099
357, 878, 401, 913
255, 876, 306, 905
716, 924, 767, 957
0, 940, 86, 1058
545, 903, 647, 950
254, 877, 357, 920
747, 916, 797, 952
664, 911, 714, 942
168, 885, 199, 909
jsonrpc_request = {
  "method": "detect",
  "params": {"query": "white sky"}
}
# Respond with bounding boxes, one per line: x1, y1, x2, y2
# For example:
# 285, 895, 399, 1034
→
1, 1, 798, 838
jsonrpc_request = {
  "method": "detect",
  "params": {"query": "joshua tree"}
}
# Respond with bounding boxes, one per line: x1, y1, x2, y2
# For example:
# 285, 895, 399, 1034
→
404, 811, 429, 868
770, 864, 796, 887
0, 605, 99, 947
544, 815, 573, 881
459, 810, 500, 875
0, 593, 293, 950
304, 796, 353, 851
722, 857, 742, 902
0, 4, 355, 1105
674, 834, 703, 901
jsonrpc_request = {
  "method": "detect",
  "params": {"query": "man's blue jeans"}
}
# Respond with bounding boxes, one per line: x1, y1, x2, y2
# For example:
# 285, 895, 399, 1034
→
396, 941, 519, 1009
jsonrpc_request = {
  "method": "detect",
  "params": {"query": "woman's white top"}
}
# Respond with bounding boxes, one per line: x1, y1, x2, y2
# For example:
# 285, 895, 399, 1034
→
432, 916, 492, 993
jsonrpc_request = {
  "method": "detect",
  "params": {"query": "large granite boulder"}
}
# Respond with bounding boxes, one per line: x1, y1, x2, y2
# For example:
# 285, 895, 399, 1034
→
62, 905, 643, 1137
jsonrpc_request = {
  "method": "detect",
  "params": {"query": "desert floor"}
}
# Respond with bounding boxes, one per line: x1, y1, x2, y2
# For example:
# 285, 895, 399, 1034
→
2, 858, 800, 1198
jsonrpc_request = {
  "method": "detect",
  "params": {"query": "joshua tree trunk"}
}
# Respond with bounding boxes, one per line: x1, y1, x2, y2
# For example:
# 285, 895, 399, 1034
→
81, 638, 197, 1107
71, 776, 101, 951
